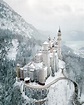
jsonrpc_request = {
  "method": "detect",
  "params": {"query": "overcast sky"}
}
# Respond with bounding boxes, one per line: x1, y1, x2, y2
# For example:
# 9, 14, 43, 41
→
5, 0, 84, 40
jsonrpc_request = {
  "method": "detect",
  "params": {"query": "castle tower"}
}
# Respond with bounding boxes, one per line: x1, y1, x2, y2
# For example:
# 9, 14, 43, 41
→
55, 42, 58, 52
16, 64, 20, 79
42, 41, 50, 76
48, 36, 52, 48
57, 27, 62, 59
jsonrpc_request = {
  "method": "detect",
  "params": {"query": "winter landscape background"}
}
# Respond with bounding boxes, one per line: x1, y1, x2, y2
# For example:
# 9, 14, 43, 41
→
0, 0, 84, 105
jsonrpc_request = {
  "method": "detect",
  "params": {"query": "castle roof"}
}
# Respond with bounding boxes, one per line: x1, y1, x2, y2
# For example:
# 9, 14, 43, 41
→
58, 27, 61, 33
43, 41, 49, 45
17, 63, 20, 67
24, 77, 30, 81
30, 63, 35, 69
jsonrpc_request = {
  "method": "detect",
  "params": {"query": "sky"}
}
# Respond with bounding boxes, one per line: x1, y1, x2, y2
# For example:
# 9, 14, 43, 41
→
5, 0, 84, 40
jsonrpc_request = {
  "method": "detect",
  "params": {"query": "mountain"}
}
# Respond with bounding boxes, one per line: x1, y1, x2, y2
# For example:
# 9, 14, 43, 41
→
0, 0, 43, 62
79, 47, 84, 50
0, 0, 42, 40
64, 30, 84, 41
62, 45, 84, 102
0, 1, 42, 105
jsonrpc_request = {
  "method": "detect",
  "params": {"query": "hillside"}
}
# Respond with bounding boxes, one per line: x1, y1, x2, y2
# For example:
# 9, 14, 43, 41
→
0, 0, 43, 62
62, 45, 84, 101
0, 1, 41, 105
0, 0, 42, 40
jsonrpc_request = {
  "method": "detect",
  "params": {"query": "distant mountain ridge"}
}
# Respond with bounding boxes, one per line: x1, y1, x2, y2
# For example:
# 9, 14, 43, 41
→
79, 47, 84, 50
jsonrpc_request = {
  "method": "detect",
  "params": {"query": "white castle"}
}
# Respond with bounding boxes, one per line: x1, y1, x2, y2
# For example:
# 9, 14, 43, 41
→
15, 28, 80, 105
16, 28, 62, 86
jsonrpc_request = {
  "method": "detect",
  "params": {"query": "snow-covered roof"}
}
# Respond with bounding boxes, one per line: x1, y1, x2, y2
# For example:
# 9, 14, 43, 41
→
58, 60, 65, 69
24, 77, 30, 81
44, 66, 47, 70
43, 41, 49, 45
29, 63, 35, 69
34, 62, 43, 70
20, 68, 24, 71
30, 68, 34, 72
36, 53, 42, 56
23, 64, 29, 70
17, 63, 20, 67
28, 62, 43, 70
50, 53, 53, 58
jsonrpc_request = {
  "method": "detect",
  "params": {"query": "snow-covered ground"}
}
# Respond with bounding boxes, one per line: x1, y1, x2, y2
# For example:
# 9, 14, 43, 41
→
14, 77, 75, 105
79, 94, 84, 104
48, 79, 75, 105
7, 39, 19, 60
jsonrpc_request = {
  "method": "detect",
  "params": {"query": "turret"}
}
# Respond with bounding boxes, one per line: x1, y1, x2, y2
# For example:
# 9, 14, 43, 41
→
48, 36, 52, 48
55, 42, 58, 52
48, 36, 51, 41
20, 68, 24, 80
42, 41, 49, 67
16, 64, 20, 81
38, 67, 47, 85
29, 63, 35, 82
42, 41, 50, 76
57, 27, 62, 59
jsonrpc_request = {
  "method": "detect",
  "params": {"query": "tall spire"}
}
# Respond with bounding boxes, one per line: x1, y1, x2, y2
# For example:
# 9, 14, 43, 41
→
58, 26, 61, 33
57, 26, 62, 59
48, 36, 51, 41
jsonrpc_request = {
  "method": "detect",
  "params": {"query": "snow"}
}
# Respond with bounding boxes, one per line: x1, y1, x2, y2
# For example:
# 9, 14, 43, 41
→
29, 63, 35, 69
47, 79, 75, 105
79, 94, 84, 103
17, 63, 20, 66
24, 69, 65, 88
65, 41, 84, 50
14, 79, 23, 88
7, 39, 18, 60
0, 1, 42, 40
45, 70, 64, 85
49, 53, 53, 57
27, 62, 43, 70
65, 41, 84, 58
36, 53, 42, 56
24, 77, 30, 81
14, 58, 76, 105
14, 79, 35, 105
43, 41, 49, 45
34, 62, 43, 69
15, 70, 75, 105
58, 59, 65, 69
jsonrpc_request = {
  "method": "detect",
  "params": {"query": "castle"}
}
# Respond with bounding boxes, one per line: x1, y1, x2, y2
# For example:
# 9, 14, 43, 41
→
15, 28, 80, 105
16, 28, 62, 85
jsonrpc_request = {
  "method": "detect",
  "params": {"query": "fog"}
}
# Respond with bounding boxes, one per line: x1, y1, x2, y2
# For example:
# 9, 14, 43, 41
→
5, 0, 84, 40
